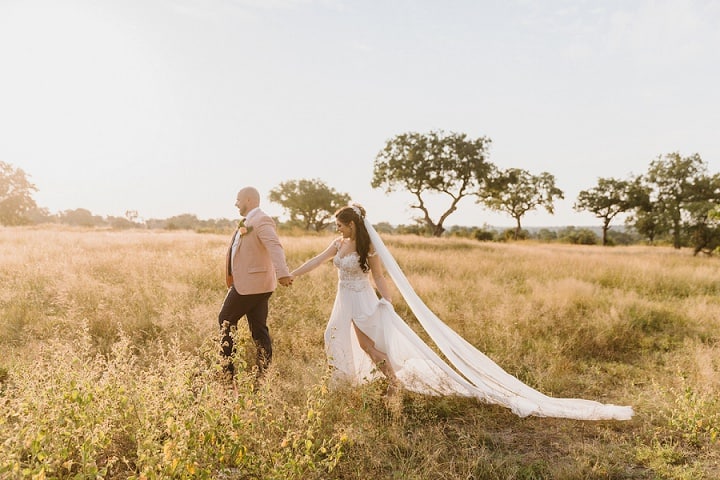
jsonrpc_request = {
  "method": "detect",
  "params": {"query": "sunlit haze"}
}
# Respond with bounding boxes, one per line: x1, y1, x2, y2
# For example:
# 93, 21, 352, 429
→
1, 0, 718, 227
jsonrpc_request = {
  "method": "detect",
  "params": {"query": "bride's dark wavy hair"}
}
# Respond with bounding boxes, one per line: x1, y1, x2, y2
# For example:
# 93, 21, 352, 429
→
335, 204, 370, 273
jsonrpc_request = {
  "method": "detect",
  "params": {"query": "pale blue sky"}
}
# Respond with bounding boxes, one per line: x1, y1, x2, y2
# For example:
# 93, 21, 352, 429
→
1, 0, 718, 226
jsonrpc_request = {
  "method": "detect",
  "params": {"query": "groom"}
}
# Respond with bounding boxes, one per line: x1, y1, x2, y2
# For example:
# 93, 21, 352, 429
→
218, 186, 292, 380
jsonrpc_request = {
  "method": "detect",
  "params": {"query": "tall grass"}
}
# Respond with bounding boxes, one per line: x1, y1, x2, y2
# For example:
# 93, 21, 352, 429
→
1, 227, 719, 478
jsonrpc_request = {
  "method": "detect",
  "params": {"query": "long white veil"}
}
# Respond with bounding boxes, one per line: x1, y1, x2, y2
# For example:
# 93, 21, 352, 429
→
364, 217, 633, 420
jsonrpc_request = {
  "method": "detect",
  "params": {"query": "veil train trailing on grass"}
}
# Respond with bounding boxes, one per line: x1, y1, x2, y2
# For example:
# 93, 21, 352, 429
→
325, 216, 633, 421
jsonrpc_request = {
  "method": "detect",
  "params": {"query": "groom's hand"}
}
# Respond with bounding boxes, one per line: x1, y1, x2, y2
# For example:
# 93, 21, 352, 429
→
278, 276, 293, 287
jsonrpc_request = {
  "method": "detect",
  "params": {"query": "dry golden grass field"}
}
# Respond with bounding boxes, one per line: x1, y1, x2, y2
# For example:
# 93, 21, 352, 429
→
1, 226, 719, 479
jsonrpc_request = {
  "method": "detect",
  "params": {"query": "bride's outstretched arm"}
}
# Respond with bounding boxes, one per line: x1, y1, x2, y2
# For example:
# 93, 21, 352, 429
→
290, 241, 336, 277
368, 253, 392, 303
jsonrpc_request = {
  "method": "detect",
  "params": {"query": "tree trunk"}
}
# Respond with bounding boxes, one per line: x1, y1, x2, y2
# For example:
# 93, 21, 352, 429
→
602, 219, 610, 246
673, 219, 682, 249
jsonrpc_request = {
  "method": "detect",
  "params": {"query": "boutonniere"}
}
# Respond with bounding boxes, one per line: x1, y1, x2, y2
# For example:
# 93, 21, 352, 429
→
238, 219, 254, 236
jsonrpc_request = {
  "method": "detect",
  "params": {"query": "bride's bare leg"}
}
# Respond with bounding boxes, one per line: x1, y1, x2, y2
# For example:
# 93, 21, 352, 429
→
352, 322, 397, 382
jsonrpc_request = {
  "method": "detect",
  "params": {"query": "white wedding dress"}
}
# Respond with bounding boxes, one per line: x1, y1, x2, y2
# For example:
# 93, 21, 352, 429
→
323, 218, 633, 421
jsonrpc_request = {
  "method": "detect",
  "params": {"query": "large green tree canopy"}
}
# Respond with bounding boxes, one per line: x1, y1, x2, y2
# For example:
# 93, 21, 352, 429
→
644, 152, 714, 249
480, 168, 563, 240
372, 131, 492, 237
575, 177, 636, 246
269, 178, 351, 232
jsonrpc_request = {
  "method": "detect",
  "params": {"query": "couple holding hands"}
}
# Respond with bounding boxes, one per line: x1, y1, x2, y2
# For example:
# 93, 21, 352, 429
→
219, 186, 633, 421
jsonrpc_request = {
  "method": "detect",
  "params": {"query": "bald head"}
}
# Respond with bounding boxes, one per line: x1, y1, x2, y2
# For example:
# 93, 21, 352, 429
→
235, 186, 261, 217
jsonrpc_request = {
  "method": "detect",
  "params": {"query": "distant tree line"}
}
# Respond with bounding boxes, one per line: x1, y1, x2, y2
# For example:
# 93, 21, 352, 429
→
441, 224, 638, 246
574, 152, 720, 253
2, 132, 719, 254
24, 207, 237, 233
269, 132, 719, 254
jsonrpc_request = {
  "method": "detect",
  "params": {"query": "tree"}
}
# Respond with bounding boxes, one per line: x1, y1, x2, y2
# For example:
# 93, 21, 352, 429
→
26, 206, 56, 225
645, 152, 707, 249
479, 168, 563, 240
535, 228, 558, 242
558, 226, 599, 245
269, 179, 351, 232
684, 173, 720, 255
372, 130, 492, 237
107, 216, 137, 229
0, 161, 38, 225
624, 178, 665, 244
687, 208, 720, 256
59, 208, 106, 227
574, 177, 635, 246
165, 214, 200, 230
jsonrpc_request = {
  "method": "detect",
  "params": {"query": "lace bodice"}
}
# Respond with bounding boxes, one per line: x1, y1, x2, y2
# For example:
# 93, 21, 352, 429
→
334, 251, 371, 292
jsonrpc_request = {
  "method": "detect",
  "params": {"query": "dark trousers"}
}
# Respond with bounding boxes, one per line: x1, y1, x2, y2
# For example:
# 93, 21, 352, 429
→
218, 287, 273, 376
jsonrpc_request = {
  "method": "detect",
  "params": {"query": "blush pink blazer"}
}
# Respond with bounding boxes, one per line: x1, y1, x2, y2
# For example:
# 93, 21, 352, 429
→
226, 210, 290, 294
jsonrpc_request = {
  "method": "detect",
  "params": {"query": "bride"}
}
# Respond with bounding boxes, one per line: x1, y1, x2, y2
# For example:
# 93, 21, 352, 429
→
289, 204, 633, 421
